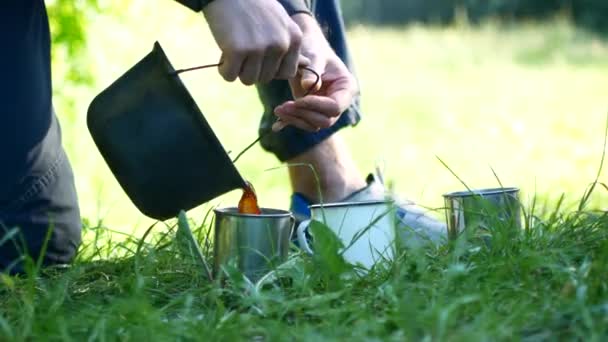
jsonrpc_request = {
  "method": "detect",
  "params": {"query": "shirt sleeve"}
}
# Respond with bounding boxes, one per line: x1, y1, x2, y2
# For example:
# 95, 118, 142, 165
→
277, 0, 312, 15
174, 0, 311, 15
173, 0, 208, 11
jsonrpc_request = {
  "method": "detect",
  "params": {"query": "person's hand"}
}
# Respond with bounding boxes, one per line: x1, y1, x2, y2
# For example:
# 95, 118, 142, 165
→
272, 14, 358, 132
203, 0, 305, 85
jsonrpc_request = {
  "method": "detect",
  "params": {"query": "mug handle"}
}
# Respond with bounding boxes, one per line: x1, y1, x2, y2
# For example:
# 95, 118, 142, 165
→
296, 219, 314, 255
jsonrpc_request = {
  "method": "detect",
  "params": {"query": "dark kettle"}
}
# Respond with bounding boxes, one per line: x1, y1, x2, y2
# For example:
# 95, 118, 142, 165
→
87, 42, 246, 220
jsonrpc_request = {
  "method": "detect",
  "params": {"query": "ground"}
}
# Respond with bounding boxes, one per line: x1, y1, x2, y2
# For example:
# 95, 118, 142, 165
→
2, 3, 608, 340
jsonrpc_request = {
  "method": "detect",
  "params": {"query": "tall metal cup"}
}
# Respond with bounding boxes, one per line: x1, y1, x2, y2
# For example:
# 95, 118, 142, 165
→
443, 187, 521, 240
213, 208, 294, 282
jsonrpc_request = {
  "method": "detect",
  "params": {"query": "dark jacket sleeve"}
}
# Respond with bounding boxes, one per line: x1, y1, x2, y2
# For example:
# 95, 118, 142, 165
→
173, 0, 208, 11
174, 0, 311, 15
277, 0, 312, 15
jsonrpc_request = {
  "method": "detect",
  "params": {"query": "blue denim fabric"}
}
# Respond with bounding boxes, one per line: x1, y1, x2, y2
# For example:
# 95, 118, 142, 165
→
257, 0, 362, 162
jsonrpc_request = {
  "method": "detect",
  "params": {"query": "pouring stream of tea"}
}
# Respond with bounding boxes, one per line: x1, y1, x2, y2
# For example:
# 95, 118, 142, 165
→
171, 63, 321, 163
238, 181, 261, 214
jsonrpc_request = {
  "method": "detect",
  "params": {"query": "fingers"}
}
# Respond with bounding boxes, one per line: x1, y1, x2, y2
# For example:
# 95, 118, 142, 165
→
297, 55, 311, 68
239, 54, 264, 85
271, 120, 288, 132
219, 23, 303, 84
276, 23, 303, 79
286, 56, 323, 98
300, 67, 322, 93
296, 66, 358, 114
218, 53, 246, 82
205, 0, 306, 85
294, 95, 342, 118
324, 74, 358, 113
327, 86, 356, 114
276, 55, 357, 132
274, 101, 339, 132
274, 112, 320, 132
259, 45, 285, 84
298, 51, 325, 93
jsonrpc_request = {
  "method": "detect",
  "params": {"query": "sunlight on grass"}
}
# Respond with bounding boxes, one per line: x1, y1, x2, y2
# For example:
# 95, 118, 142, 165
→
52, 2, 608, 234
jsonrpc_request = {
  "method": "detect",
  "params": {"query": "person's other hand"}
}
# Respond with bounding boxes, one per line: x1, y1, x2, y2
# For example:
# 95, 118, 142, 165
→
203, 0, 304, 85
272, 14, 358, 132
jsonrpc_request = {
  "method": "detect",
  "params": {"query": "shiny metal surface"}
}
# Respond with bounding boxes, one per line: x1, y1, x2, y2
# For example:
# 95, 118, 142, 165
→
443, 188, 521, 240
213, 207, 294, 282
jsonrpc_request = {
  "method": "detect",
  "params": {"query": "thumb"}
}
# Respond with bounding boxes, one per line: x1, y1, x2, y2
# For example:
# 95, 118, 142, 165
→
300, 68, 322, 94
299, 56, 324, 94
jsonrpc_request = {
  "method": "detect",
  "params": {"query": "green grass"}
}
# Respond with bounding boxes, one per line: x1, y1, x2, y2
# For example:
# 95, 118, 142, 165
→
2, 194, 608, 340
3, 3, 608, 339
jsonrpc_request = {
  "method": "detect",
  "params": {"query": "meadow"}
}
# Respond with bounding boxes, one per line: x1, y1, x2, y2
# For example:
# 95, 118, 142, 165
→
1, 2, 608, 340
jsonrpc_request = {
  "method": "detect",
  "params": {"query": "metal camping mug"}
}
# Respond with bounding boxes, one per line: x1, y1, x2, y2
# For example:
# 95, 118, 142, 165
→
443, 187, 521, 240
213, 208, 294, 282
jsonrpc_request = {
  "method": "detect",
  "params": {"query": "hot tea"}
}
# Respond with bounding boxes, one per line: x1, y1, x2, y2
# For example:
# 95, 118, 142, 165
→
238, 181, 261, 214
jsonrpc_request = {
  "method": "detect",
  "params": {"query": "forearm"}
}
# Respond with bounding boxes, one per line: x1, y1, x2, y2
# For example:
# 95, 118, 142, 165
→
174, 0, 311, 15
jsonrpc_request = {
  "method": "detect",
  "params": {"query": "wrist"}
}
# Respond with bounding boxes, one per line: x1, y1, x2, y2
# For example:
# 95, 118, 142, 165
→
291, 13, 320, 34
292, 13, 331, 54
277, 0, 312, 16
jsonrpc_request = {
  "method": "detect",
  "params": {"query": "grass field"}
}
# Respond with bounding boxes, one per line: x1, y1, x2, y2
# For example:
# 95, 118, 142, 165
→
2, 2, 608, 339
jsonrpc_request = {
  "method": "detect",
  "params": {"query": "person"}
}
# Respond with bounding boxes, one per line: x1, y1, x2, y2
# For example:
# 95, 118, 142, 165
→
255, 1, 447, 243
190, 0, 447, 244
0, 0, 317, 274
0, 0, 442, 274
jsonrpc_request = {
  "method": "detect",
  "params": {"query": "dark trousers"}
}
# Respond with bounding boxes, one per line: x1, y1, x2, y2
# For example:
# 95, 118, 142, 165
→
0, 113, 81, 274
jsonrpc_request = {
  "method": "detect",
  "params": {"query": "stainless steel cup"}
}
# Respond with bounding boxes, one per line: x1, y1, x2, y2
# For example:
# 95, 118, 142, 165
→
443, 187, 521, 240
213, 207, 294, 282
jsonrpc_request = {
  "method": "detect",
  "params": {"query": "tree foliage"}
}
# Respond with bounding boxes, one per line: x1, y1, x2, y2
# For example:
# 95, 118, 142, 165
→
341, 0, 608, 33
47, 0, 100, 85
45, 0, 105, 119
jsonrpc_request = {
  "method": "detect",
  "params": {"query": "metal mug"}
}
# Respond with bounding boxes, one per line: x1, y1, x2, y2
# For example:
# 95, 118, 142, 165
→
443, 187, 521, 240
213, 207, 294, 282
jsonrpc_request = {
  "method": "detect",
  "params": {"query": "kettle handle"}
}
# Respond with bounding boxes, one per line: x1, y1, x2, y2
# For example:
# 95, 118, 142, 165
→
169, 62, 222, 76
169, 60, 319, 83
168, 62, 320, 163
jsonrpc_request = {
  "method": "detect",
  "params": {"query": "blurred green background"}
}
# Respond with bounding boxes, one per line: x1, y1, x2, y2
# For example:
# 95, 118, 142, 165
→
47, 0, 608, 232
341, 0, 608, 32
